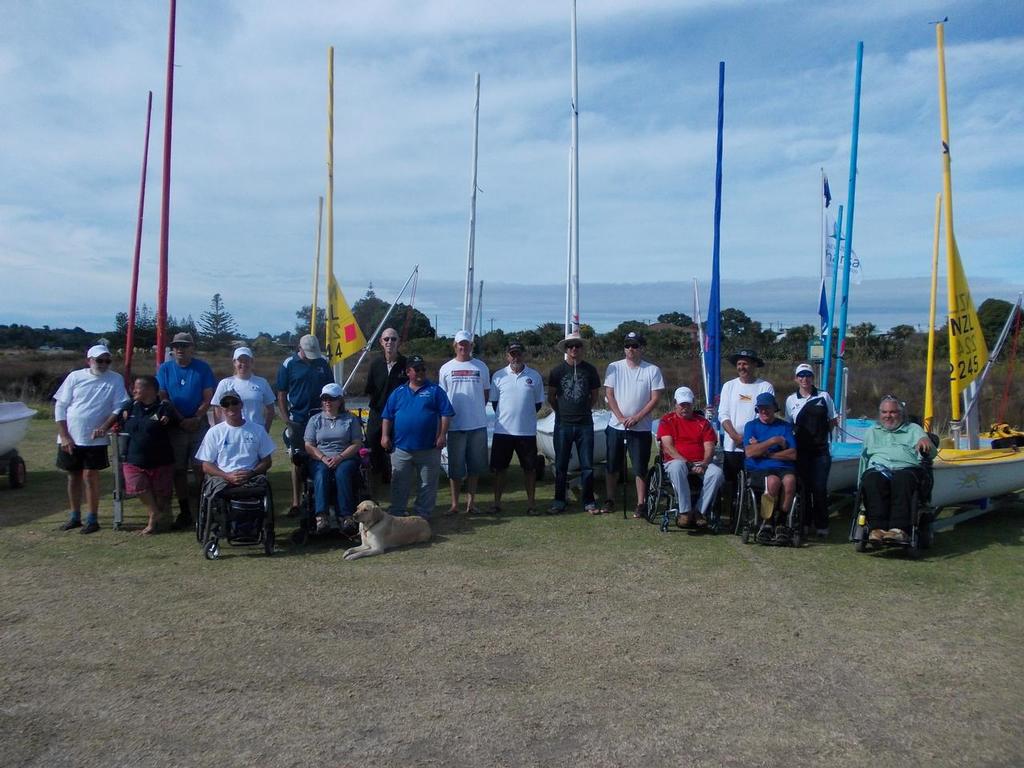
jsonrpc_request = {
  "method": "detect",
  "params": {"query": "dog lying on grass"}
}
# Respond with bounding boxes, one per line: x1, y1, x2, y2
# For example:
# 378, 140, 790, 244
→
342, 500, 432, 561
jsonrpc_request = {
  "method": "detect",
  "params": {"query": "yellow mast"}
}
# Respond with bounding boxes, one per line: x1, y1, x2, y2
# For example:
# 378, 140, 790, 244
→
311, 196, 323, 336
923, 192, 941, 433
936, 22, 960, 424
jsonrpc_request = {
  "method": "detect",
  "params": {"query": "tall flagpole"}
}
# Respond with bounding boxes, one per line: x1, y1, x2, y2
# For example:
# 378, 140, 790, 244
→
832, 42, 864, 423
462, 73, 480, 332
311, 196, 324, 337
326, 46, 342, 382
704, 61, 725, 412
155, 0, 176, 363
124, 90, 152, 386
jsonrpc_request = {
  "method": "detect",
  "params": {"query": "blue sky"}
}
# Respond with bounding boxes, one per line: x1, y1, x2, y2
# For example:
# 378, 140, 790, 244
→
2, 1, 1022, 336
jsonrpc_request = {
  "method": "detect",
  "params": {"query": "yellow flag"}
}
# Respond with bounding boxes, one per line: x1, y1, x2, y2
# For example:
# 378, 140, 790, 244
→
947, 235, 988, 393
326, 273, 366, 364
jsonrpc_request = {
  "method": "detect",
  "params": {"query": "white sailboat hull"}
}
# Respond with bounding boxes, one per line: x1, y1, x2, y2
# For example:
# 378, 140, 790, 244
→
930, 449, 1024, 508
0, 402, 36, 455
536, 410, 610, 472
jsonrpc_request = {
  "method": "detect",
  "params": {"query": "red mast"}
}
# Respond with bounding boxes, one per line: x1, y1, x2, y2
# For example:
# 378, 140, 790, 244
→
155, 0, 176, 363
124, 90, 153, 386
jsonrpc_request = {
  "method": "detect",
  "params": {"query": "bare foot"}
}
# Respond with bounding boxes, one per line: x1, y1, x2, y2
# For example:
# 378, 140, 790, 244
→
136, 526, 156, 536
445, 506, 459, 516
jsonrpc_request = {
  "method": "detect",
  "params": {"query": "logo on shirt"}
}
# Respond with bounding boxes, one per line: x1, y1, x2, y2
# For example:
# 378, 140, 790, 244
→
452, 369, 480, 379
525, 378, 534, 386
738, 394, 752, 403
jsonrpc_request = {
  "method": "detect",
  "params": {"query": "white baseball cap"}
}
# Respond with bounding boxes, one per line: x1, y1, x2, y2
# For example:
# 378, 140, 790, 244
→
795, 363, 815, 376
87, 344, 111, 359
454, 329, 473, 344
299, 334, 323, 359
673, 386, 695, 405
233, 346, 254, 361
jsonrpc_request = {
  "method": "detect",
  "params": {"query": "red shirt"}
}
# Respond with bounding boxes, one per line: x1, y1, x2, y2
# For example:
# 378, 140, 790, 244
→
657, 411, 717, 463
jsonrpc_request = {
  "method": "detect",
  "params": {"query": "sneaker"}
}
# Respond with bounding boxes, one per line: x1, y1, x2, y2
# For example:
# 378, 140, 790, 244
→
675, 512, 693, 529
315, 515, 328, 534
694, 514, 708, 529
773, 526, 791, 545
868, 528, 886, 543
60, 518, 82, 531
756, 525, 774, 544
80, 521, 100, 535
548, 503, 566, 516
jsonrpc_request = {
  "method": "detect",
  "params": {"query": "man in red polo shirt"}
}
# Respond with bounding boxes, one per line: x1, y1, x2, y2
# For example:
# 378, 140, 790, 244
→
656, 386, 724, 528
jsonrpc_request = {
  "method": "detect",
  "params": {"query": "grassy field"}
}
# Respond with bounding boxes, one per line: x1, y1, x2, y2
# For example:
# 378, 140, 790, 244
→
1, 417, 1023, 767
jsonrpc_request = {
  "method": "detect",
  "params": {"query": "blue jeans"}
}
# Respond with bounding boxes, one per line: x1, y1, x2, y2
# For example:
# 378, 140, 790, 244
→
309, 457, 359, 518
796, 452, 831, 530
553, 418, 595, 508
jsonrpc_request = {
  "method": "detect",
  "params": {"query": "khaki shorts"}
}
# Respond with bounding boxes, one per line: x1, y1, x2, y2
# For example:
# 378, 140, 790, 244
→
168, 423, 209, 471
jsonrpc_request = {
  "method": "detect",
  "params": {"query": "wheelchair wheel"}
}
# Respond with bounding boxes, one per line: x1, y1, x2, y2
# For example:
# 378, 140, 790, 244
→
195, 499, 207, 545
204, 536, 220, 560
644, 465, 665, 525
917, 513, 934, 550
738, 487, 758, 540
263, 527, 275, 556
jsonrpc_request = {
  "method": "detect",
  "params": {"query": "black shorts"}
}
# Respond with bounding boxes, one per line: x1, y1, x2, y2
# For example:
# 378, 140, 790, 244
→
747, 468, 795, 489
489, 434, 538, 472
605, 427, 652, 479
56, 444, 110, 472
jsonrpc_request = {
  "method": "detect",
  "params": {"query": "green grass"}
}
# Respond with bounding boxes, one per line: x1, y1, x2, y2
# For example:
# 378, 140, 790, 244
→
1, 418, 1023, 767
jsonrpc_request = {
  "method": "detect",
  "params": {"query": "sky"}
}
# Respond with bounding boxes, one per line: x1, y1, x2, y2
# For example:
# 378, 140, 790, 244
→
2, 1, 1023, 338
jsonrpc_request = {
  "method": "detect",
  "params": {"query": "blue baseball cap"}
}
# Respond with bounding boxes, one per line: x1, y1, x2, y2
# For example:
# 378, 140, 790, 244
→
755, 392, 778, 410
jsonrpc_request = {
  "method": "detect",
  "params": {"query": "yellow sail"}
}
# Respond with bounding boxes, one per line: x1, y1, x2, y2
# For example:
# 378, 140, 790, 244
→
946, 235, 988, 395
326, 273, 366, 363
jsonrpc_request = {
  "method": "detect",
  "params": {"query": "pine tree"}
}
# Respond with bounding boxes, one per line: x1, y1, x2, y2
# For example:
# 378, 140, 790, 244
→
198, 293, 239, 347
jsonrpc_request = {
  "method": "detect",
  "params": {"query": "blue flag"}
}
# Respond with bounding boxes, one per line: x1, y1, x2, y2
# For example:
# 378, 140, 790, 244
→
818, 279, 829, 337
823, 175, 832, 208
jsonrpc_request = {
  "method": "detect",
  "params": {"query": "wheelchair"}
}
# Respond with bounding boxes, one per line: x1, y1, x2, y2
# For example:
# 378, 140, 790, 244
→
195, 475, 274, 560
644, 454, 723, 534
289, 446, 372, 547
735, 468, 803, 547
849, 454, 935, 559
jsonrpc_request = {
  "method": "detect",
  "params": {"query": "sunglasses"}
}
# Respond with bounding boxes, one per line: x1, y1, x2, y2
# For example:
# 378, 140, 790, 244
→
321, 395, 341, 401
382, 337, 398, 342
565, 343, 582, 350
95, 358, 112, 365
624, 343, 640, 349
171, 343, 192, 349
221, 399, 241, 407
796, 372, 814, 378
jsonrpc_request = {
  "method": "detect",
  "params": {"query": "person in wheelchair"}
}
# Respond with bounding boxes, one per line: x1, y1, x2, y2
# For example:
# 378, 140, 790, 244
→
655, 386, 723, 529
195, 389, 276, 501
858, 395, 937, 545
303, 383, 363, 534
743, 392, 798, 545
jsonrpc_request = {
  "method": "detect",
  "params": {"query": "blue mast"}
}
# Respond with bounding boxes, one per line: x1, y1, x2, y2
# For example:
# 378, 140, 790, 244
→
833, 42, 863, 416
704, 61, 725, 411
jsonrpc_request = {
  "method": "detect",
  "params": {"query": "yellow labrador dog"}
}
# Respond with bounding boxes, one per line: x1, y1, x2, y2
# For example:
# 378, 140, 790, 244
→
343, 500, 431, 561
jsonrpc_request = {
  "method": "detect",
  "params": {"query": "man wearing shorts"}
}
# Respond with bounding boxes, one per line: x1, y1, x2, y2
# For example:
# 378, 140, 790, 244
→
603, 331, 665, 518
156, 332, 215, 529
438, 330, 490, 515
53, 344, 129, 534
743, 392, 797, 544
488, 340, 545, 514
99, 374, 177, 535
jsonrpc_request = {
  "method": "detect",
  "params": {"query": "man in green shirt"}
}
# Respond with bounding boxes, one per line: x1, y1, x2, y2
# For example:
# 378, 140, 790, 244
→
858, 396, 937, 544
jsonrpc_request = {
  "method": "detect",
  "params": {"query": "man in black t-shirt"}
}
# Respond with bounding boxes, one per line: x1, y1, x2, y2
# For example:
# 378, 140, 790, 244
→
547, 332, 601, 514
363, 328, 407, 483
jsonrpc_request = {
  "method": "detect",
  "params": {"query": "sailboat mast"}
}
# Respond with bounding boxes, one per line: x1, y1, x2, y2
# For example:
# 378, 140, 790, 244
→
924, 193, 942, 433
704, 61, 725, 409
155, 0, 176, 363
311, 196, 323, 336
124, 90, 152, 386
832, 41, 864, 424
565, 146, 573, 336
463, 73, 480, 332
569, 0, 580, 334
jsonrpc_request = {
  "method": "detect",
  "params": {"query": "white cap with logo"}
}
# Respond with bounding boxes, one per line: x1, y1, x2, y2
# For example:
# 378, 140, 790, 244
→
673, 386, 695, 404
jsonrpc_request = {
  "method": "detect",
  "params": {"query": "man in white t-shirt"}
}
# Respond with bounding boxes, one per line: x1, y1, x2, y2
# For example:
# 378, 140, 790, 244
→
718, 348, 774, 489
488, 340, 545, 514
602, 331, 665, 518
195, 389, 276, 499
53, 344, 130, 534
212, 347, 276, 431
438, 330, 491, 514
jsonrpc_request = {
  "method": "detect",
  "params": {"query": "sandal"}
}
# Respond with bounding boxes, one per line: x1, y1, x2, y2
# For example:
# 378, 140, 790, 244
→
632, 504, 645, 520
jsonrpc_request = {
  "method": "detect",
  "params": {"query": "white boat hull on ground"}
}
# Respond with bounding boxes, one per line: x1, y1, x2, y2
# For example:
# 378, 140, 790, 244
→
0, 402, 37, 455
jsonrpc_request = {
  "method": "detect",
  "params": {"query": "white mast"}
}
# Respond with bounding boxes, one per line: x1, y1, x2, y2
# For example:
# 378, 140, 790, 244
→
568, 0, 580, 334
462, 73, 481, 332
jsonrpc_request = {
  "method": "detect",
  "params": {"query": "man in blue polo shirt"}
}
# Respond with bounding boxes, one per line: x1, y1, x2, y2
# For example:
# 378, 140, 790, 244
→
381, 355, 454, 519
156, 332, 215, 529
276, 334, 334, 516
744, 392, 797, 544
